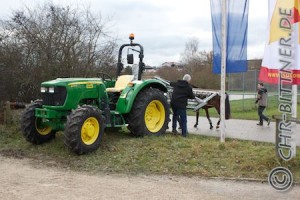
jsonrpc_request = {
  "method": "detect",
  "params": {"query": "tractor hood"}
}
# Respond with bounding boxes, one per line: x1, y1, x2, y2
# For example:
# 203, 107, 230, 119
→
41, 78, 103, 87
40, 78, 106, 110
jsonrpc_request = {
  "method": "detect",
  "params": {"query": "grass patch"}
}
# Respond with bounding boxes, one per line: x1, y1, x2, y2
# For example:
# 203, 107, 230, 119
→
1, 125, 299, 181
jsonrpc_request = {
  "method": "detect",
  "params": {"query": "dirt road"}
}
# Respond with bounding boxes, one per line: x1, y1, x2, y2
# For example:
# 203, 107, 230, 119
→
0, 156, 299, 200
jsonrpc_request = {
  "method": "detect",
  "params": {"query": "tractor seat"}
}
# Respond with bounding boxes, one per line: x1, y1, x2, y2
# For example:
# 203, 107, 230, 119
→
106, 75, 134, 93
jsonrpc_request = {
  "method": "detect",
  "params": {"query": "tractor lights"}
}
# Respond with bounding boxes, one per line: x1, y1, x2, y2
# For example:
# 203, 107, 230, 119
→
40, 87, 55, 93
41, 87, 46, 93
129, 33, 134, 41
48, 87, 55, 93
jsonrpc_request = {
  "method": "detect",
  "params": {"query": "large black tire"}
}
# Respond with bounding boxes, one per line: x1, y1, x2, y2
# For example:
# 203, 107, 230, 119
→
64, 105, 104, 154
21, 100, 56, 144
127, 88, 169, 136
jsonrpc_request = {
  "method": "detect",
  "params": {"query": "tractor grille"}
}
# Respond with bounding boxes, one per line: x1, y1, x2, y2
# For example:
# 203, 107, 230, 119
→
42, 86, 67, 106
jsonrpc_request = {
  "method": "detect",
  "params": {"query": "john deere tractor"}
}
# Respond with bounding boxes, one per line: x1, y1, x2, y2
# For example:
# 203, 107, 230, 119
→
21, 34, 170, 154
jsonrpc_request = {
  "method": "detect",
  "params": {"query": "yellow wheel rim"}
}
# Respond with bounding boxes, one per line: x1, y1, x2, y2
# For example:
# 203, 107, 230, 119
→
144, 100, 166, 133
35, 118, 52, 135
81, 117, 100, 145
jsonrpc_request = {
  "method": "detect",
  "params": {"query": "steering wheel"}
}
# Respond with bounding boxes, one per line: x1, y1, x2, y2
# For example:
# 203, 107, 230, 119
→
97, 72, 113, 81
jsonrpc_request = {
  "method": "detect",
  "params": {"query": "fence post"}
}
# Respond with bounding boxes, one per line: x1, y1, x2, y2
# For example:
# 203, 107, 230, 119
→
4, 101, 13, 126
273, 115, 299, 159
0, 101, 4, 124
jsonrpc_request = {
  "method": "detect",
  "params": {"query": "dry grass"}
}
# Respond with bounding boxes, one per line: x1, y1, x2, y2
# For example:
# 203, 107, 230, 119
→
1, 125, 299, 181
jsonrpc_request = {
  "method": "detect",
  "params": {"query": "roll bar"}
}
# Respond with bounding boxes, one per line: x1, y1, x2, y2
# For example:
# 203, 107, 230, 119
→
116, 34, 145, 80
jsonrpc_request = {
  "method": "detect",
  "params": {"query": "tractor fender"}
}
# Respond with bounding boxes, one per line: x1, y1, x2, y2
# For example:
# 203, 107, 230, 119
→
116, 79, 168, 114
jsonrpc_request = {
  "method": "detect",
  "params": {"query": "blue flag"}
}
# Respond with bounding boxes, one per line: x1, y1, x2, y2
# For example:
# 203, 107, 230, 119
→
211, 0, 249, 74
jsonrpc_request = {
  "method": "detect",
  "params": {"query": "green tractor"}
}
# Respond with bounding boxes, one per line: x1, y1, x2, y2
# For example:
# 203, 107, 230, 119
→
21, 33, 170, 154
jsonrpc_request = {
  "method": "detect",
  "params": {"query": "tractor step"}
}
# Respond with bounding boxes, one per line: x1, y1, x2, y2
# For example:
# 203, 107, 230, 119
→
106, 111, 126, 127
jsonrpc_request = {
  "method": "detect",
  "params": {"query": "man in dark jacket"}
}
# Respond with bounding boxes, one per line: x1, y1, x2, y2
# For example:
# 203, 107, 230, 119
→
255, 82, 270, 126
170, 74, 195, 137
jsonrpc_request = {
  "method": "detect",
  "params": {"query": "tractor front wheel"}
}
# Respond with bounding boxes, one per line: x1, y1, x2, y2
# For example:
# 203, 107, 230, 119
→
64, 105, 104, 154
127, 88, 169, 136
21, 100, 56, 144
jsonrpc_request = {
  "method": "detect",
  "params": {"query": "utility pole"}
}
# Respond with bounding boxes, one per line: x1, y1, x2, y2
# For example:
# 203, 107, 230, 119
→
220, 0, 227, 143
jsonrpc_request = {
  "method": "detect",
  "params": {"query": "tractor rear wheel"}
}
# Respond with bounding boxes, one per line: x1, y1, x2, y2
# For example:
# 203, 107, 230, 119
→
21, 100, 56, 144
64, 105, 104, 154
127, 88, 169, 136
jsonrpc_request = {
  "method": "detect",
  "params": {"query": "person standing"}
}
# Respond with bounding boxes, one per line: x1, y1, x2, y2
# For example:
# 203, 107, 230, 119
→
170, 74, 195, 137
255, 82, 270, 126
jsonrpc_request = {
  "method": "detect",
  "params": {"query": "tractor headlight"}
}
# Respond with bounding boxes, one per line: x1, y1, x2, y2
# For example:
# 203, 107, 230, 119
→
41, 87, 46, 93
48, 87, 55, 93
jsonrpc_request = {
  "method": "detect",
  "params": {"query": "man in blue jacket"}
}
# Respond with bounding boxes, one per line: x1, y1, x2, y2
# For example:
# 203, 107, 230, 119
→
170, 74, 195, 137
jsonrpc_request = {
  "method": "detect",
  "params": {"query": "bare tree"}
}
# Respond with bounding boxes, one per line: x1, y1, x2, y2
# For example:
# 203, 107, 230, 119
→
181, 38, 199, 62
0, 2, 117, 102
180, 38, 219, 89
180, 38, 202, 76
156, 66, 183, 82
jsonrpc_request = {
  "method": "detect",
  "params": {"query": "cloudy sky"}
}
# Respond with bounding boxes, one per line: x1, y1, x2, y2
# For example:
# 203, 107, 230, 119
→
0, 0, 268, 66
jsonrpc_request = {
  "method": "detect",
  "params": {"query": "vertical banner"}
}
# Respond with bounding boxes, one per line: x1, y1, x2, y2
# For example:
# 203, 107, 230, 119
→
259, 0, 300, 84
211, 0, 249, 74
264, 1, 298, 191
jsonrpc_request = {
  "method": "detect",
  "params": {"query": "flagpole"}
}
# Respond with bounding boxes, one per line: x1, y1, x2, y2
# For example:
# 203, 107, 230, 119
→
292, 84, 297, 158
292, 84, 297, 118
220, 0, 227, 143
291, 2, 298, 157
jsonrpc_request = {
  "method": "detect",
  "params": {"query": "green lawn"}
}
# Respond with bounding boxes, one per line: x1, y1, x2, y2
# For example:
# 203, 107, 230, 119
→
0, 125, 299, 181
0, 97, 299, 182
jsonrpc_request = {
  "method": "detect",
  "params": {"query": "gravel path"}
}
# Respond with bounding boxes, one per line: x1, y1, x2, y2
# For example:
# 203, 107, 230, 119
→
0, 156, 299, 200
